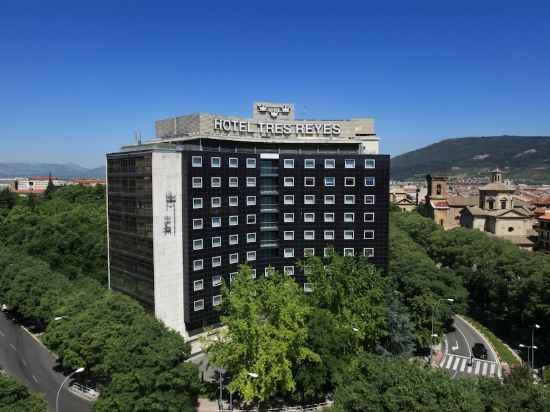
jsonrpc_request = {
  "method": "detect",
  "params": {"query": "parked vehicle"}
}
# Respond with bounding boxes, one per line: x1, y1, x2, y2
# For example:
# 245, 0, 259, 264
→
472, 343, 488, 360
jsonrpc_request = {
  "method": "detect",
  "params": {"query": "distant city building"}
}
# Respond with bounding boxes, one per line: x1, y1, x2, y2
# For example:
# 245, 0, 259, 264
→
390, 186, 417, 212
0, 178, 17, 192
106, 101, 390, 339
536, 211, 550, 252
68, 178, 106, 187
16, 175, 67, 194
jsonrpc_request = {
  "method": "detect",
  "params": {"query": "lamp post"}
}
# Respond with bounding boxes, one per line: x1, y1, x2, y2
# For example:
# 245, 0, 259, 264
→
56, 367, 84, 412
519, 344, 538, 368
532, 324, 541, 370
430, 298, 454, 365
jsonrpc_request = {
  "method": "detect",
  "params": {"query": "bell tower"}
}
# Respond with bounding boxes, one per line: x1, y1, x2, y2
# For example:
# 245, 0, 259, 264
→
426, 175, 448, 200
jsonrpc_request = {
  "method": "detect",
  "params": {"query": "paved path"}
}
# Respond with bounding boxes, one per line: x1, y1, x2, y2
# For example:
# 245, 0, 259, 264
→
441, 315, 500, 379
0, 312, 92, 412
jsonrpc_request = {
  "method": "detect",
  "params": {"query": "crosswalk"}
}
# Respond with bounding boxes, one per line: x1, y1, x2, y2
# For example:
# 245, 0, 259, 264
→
440, 354, 501, 378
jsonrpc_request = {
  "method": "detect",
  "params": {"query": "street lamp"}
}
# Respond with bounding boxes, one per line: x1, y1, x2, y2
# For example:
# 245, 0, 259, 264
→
53, 316, 67, 321
56, 367, 84, 412
532, 324, 541, 370
430, 298, 454, 365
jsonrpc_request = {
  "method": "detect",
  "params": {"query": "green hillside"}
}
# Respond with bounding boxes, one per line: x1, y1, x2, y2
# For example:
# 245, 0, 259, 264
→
391, 135, 550, 183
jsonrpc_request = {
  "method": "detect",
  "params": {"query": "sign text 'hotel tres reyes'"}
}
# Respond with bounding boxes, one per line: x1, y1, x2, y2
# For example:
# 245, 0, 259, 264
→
213, 119, 342, 136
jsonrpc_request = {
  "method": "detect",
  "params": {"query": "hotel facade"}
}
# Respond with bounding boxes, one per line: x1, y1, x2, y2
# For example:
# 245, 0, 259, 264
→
106, 102, 389, 339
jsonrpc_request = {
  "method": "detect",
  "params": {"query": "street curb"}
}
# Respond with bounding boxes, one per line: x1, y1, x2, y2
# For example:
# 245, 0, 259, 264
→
455, 314, 500, 367
20, 326, 59, 360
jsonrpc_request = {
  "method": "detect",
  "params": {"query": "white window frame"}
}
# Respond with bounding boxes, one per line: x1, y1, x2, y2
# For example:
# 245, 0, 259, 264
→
304, 176, 315, 187
213, 295, 222, 306
193, 218, 203, 230
324, 247, 334, 257
211, 197, 221, 208
246, 251, 257, 261
193, 259, 203, 271
229, 196, 238, 207
365, 159, 376, 169
229, 157, 238, 168
304, 195, 315, 205
284, 266, 295, 276
284, 195, 294, 205
246, 196, 256, 206
344, 177, 355, 187
211, 157, 221, 168
344, 195, 355, 205
345, 159, 356, 169
364, 212, 375, 222
229, 234, 239, 245
247, 214, 256, 224
284, 177, 294, 187
246, 232, 257, 243
212, 236, 222, 248
324, 212, 335, 222
283, 213, 294, 223
364, 230, 375, 240
251, 269, 257, 279
230, 272, 238, 282
283, 159, 295, 169
229, 177, 239, 187
211, 216, 221, 228
212, 256, 222, 267
284, 248, 294, 258
364, 195, 375, 205
324, 176, 335, 187
324, 159, 335, 169
304, 248, 315, 257
265, 267, 275, 277
193, 239, 204, 250
304, 212, 315, 223
192, 156, 202, 167
211, 176, 221, 188
344, 212, 355, 223
324, 230, 335, 240
212, 275, 222, 287
344, 230, 355, 240
193, 198, 203, 209
284, 231, 294, 240
324, 195, 335, 205
304, 230, 315, 240
194, 299, 204, 311
246, 177, 256, 187
192, 177, 202, 188
246, 158, 256, 168
304, 283, 313, 293
229, 215, 239, 226
229, 253, 238, 264
193, 279, 204, 291
304, 266, 313, 275
364, 176, 376, 187
304, 159, 315, 169
363, 248, 374, 257
344, 248, 354, 257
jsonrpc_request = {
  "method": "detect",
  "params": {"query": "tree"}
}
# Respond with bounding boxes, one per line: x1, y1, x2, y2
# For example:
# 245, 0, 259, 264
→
205, 265, 320, 404
0, 373, 47, 412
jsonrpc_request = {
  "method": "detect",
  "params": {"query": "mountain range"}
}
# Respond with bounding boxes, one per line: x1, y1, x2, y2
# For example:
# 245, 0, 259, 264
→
0, 162, 105, 179
391, 135, 550, 184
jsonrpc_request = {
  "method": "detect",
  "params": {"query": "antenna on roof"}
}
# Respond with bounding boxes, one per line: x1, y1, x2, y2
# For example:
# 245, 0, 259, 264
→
133, 131, 138, 145
138, 131, 142, 145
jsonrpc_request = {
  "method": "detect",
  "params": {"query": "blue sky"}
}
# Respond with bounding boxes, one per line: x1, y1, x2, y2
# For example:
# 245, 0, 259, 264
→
1, 1, 549, 167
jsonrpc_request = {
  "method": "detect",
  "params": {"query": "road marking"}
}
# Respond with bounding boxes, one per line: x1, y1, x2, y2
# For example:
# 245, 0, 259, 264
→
482, 362, 488, 376
32, 375, 38, 383
0, 330, 5, 337
454, 319, 472, 357
490, 363, 495, 376
452, 340, 459, 351
22, 359, 27, 367
445, 356, 453, 368
452, 357, 460, 370
474, 361, 481, 375
9, 343, 16, 351
460, 359, 467, 372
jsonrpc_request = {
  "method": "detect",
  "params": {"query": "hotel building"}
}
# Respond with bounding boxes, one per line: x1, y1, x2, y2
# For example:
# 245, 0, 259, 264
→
106, 102, 389, 339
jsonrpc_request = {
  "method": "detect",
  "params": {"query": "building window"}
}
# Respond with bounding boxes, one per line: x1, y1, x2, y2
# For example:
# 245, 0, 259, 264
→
501, 200, 507, 209
324, 230, 335, 240
229, 196, 238, 207
251, 269, 257, 279
284, 231, 294, 240
304, 212, 315, 222
364, 195, 375, 204
284, 248, 294, 258
304, 266, 313, 275
194, 299, 204, 311
211, 157, 221, 168
324, 159, 335, 169
265, 267, 275, 277
344, 195, 355, 204
229, 157, 238, 168
192, 177, 202, 188
229, 253, 238, 264
436, 184, 442, 195
344, 248, 354, 257
193, 259, 203, 271
284, 195, 294, 205
193, 218, 203, 230
213, 295, 222, 306
213, 275, 222, 287
211, 177, 221, 188
193, 198, 203, 209
344, 177, 355, 187
212, 256, 222, 267
344, 230, 354, 240
230, 272, 237, 282
363, 248, 374, 257
284, 177, 294, 187
212, 236, 222, 248
324, 247, 334, 257
229, 234, 239, 245
304, 248, 314, 257
193, 279, 204, 291
304, 159, 315, 169
345, 159, 356, 168
193, 239, 203, 250
246, 158, 256, 168
324, 177, 335, 187
212, 216, 221, 227
324, 212, 335, 222
364, 177, 376, 187
304, 177, 315, 187
364, 212, 375, 222
229, 215, 238, 226
304, 230, 315, 240
192, 156, 202, 167
364, 230, 375, 240
246, 196, 256, 206
304, 195, 315, 205
304, 283, 313, 293
284, 213, 294, 222
247, 177, 256, 187
247, 214, 256, 224
229, 177, 238, 187
284, 266, 295, 276
247, 251, 256, 261
284, 159, 295, 168
365, 159, 375, 169
247, 232, 257, 243
324, 195, 335, 205
211, 197, 221, 208
344, 212, 355, 222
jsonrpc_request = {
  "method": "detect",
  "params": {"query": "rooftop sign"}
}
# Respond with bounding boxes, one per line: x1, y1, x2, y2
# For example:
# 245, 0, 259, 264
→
213, 119, 341, 136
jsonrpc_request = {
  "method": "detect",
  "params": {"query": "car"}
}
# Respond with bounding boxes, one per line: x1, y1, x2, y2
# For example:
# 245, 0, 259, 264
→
472, 343, 488, 360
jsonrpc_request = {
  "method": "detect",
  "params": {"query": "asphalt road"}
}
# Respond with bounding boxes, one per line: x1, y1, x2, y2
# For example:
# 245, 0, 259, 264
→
440, 315, 501, 378
0, 312, 92, 412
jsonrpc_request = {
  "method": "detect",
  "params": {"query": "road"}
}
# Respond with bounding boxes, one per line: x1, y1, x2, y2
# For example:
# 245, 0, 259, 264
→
440, 315, 501, 379
0, 312, 93, 412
